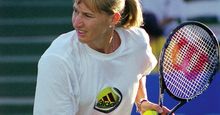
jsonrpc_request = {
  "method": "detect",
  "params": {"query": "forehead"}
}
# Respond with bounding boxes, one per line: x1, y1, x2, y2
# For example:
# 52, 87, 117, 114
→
74, 2, 92, 13
74, 1, 112, 21
74, 1, 111, 18
74, 0, 99, 13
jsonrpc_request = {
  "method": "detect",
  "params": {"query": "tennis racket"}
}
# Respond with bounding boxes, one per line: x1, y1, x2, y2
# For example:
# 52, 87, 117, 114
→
158, 21, 219, 114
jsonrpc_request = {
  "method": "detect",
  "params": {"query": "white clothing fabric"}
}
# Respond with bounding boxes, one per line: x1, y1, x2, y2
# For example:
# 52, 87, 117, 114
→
33, 27, 157, 115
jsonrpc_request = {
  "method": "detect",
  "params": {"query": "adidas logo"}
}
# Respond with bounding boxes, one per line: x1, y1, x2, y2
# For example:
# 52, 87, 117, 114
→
94, 87, 122, 113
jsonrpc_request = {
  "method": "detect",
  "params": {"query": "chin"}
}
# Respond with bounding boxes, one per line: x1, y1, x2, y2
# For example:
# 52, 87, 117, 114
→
78, 37, 88, 44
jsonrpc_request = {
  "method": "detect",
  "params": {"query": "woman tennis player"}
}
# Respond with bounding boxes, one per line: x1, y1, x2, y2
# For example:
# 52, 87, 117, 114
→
33, 0, 172, 114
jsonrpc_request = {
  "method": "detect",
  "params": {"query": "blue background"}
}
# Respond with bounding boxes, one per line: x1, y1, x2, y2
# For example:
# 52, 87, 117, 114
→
131, 72, 220, 115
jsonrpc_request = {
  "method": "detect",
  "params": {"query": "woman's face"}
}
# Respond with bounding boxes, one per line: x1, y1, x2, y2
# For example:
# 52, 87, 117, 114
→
72, 2, 113, 48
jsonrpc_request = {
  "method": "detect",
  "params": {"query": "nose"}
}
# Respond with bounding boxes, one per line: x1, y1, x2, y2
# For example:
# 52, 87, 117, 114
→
72, 14, 83, 28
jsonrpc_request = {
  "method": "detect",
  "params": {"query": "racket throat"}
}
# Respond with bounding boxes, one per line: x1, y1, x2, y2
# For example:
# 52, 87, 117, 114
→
159, 93, 164, 107
169, 101, 186, 115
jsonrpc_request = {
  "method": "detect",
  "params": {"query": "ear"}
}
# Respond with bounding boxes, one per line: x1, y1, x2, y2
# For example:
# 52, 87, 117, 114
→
112, 12, 121, 25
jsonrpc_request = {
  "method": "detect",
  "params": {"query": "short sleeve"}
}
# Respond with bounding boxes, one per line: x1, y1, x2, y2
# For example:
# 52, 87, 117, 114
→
139, 28, 158, 75
33, 55, 79, 115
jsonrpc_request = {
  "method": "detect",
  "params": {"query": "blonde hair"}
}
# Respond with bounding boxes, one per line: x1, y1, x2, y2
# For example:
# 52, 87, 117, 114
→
74, 0, 143, 28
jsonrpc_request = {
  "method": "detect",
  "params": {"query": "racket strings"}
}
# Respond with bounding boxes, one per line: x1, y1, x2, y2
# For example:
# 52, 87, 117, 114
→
163, 25, 218, 99
165, 73, 195, 98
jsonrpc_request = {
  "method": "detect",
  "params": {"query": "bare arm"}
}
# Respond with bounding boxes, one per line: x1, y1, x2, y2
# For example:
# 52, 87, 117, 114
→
135, 76, 148, 112
135, 76, 147, 102
135, 76, 172, 115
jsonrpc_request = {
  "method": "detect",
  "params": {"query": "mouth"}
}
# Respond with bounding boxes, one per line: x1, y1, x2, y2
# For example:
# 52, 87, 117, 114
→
76, 29, 86, 37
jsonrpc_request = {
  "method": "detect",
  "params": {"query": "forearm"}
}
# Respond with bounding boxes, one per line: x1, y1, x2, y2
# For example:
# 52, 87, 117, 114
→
136, 77, 148, 102
135, 77, 167, 114
135, 76, 148, 112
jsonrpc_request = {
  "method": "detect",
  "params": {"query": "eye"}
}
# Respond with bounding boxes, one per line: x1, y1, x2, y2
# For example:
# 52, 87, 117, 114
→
73, 9, 78, 14
73, 7, 79, 15
84, 13, 94, 18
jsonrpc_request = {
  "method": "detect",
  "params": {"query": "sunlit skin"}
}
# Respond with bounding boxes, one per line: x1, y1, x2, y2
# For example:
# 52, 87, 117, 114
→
72, 2, 120, 53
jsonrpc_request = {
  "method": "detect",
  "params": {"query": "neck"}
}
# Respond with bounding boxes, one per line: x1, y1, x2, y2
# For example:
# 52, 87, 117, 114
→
88, 30, 120, 54
104, 32, 116, 53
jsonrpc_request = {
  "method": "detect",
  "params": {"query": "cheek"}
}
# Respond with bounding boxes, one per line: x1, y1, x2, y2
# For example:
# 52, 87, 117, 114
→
88, 22, 106, 35
90, 26, 107, 37
94, 20, 110, 32
72, 15, 77, 27
72, 17, 74, 26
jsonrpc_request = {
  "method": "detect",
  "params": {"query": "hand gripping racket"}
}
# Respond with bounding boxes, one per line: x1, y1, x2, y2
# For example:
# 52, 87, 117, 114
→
159, 21, 219, 114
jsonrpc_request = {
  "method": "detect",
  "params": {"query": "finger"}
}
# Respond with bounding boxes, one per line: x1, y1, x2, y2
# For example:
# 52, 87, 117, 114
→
150, 104, 163, 113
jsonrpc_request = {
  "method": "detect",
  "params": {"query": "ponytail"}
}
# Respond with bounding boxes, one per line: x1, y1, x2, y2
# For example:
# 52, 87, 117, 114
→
119, 0, 143, 28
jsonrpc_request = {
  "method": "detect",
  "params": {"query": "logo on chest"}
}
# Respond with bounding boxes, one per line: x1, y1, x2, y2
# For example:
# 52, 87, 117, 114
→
94, 87, 122, 113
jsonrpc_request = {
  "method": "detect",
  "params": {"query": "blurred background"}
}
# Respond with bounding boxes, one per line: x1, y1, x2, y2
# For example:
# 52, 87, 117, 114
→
0, 0, 219, 115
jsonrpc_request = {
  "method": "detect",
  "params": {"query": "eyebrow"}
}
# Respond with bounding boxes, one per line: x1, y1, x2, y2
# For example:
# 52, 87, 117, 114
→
73, 4, 95, 15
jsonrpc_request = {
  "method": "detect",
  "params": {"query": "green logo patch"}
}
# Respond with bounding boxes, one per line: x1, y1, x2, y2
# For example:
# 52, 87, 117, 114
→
94, 87, 122, 113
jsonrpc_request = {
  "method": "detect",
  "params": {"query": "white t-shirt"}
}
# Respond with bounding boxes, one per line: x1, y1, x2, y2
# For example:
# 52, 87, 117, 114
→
34, 27, 157, 115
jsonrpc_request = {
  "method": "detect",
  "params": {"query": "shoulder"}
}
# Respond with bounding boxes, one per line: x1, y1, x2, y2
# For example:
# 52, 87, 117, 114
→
120, 27, 147, 35
130, 27, 149, 39
38, 30, 82, 79
41, 30, 79, 58
117, 27, 150, 45
39, 30, 83, 70
51, 30, 77, 50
